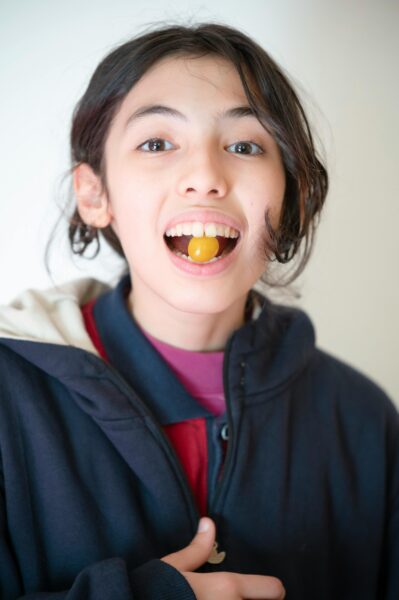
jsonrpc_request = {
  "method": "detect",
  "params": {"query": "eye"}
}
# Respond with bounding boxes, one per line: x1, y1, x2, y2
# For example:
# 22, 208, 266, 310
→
226, 141, 264, 155
137, 138, 174, 152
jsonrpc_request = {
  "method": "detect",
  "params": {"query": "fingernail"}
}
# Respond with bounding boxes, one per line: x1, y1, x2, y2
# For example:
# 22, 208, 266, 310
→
197, 518, 209, 533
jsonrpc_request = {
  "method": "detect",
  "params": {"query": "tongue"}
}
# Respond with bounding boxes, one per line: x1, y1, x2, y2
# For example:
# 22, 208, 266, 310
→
171, 235, 230, 257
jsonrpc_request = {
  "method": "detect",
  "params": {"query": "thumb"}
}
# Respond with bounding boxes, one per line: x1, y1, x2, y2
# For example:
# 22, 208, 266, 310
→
161, 517, 216, 572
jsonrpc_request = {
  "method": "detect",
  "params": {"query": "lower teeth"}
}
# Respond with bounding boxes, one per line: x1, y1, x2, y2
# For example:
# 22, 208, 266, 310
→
173, 250, 225, 263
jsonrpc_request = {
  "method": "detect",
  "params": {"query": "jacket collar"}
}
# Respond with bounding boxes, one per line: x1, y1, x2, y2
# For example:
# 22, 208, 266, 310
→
92, 274, 212, 424
92, 274, 315, 410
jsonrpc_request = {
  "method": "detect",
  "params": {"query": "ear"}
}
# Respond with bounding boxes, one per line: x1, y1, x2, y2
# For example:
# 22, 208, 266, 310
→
73, 163, 114, 228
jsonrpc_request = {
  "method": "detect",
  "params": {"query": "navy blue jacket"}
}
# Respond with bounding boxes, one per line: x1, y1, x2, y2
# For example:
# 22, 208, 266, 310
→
0, 274, 398, 599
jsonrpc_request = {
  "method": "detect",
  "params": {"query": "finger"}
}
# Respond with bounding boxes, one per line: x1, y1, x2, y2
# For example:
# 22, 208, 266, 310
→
234, 573, 285, 599
161, 517, 216, 572
183, 571, 285, 599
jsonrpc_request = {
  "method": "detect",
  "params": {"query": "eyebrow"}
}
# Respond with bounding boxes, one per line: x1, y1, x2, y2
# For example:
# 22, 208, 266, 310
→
124, 104, 257, 129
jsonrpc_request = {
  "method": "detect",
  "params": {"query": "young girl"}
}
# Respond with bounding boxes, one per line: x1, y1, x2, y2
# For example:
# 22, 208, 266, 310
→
0, 22, 397, 600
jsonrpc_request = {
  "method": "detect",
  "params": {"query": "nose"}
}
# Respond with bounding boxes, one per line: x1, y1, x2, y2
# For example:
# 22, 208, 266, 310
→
176, 149, 229, 199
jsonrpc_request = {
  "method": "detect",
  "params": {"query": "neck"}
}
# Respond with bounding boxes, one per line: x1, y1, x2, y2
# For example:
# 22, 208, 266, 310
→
127, 283, 249, 352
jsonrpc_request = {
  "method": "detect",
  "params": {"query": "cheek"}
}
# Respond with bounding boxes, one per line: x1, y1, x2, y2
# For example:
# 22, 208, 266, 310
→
108, 194, 163, 261
245, 181, 285, 230
106, 190, 142, 249
243, 171, 285, 266
262, 171, 285, 227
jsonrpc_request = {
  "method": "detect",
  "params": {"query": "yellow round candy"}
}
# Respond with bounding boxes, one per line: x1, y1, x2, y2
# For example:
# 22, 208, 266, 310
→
188, 236, 219, 263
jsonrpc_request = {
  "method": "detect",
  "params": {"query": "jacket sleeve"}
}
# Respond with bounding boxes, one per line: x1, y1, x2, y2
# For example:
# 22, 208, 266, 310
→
17, 559, 196, 600
0, 491, 195, 600
380, 399, 399, 600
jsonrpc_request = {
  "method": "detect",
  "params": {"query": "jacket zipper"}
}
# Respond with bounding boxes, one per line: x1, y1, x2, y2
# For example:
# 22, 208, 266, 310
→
207, 334, 236, 519
87, 333, 238, 540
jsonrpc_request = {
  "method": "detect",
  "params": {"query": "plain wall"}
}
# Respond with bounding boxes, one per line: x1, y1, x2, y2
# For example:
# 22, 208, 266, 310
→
0, 0, 398, 403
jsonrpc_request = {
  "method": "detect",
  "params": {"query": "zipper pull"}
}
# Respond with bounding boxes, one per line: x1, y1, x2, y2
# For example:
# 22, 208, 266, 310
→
207, 541, 226, 564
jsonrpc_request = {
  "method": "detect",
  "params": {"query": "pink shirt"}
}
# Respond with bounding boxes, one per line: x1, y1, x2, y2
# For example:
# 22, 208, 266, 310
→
138, 327, 226, 417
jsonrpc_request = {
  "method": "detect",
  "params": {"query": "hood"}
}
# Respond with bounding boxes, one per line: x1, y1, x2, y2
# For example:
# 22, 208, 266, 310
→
0, 278, 111, 356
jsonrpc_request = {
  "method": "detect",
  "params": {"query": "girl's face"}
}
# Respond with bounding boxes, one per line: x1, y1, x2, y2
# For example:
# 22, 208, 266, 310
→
80, 54, 285, 317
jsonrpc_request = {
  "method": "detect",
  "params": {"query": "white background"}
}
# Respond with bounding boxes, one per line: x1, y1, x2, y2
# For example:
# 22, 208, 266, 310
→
0, 0, 398, 402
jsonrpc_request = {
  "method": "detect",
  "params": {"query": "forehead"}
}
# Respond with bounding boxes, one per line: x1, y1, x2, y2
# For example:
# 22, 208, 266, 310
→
116, 54, 249, 120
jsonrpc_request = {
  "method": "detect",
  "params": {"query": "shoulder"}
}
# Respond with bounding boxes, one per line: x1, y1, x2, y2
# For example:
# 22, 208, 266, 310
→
309, 346, 398, 429
0, 340, 32, 375
246, 291, 397, 425
0, 342, 54, 407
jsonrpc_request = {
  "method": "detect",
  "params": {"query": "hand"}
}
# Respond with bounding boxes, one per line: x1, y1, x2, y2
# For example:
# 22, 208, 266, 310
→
162, 517, 285, 599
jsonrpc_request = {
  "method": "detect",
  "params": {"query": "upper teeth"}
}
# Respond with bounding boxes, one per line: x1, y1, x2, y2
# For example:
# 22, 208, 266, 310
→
165, 222, 239, 238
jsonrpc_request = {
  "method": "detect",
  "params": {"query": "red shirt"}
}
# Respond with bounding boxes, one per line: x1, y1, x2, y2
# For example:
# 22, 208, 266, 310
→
81, 300, 226, 516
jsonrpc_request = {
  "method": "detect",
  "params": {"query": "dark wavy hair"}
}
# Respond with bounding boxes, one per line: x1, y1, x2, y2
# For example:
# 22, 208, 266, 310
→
46, 21, 328, 286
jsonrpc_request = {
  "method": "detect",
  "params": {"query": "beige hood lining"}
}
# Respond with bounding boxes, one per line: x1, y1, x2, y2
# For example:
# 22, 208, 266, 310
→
0, 278, 111, 356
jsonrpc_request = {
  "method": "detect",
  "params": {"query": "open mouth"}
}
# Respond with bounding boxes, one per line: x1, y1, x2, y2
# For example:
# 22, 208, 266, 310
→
164, 222, 240, 264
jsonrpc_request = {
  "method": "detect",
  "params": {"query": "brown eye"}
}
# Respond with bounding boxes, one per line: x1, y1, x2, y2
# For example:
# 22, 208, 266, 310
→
227, 141, 263, 155
138, 138, 174, 152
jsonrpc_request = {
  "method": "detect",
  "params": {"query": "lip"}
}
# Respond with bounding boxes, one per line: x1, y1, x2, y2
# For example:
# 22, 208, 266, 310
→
165, 235, 241, 277
164, 210, 243, 234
